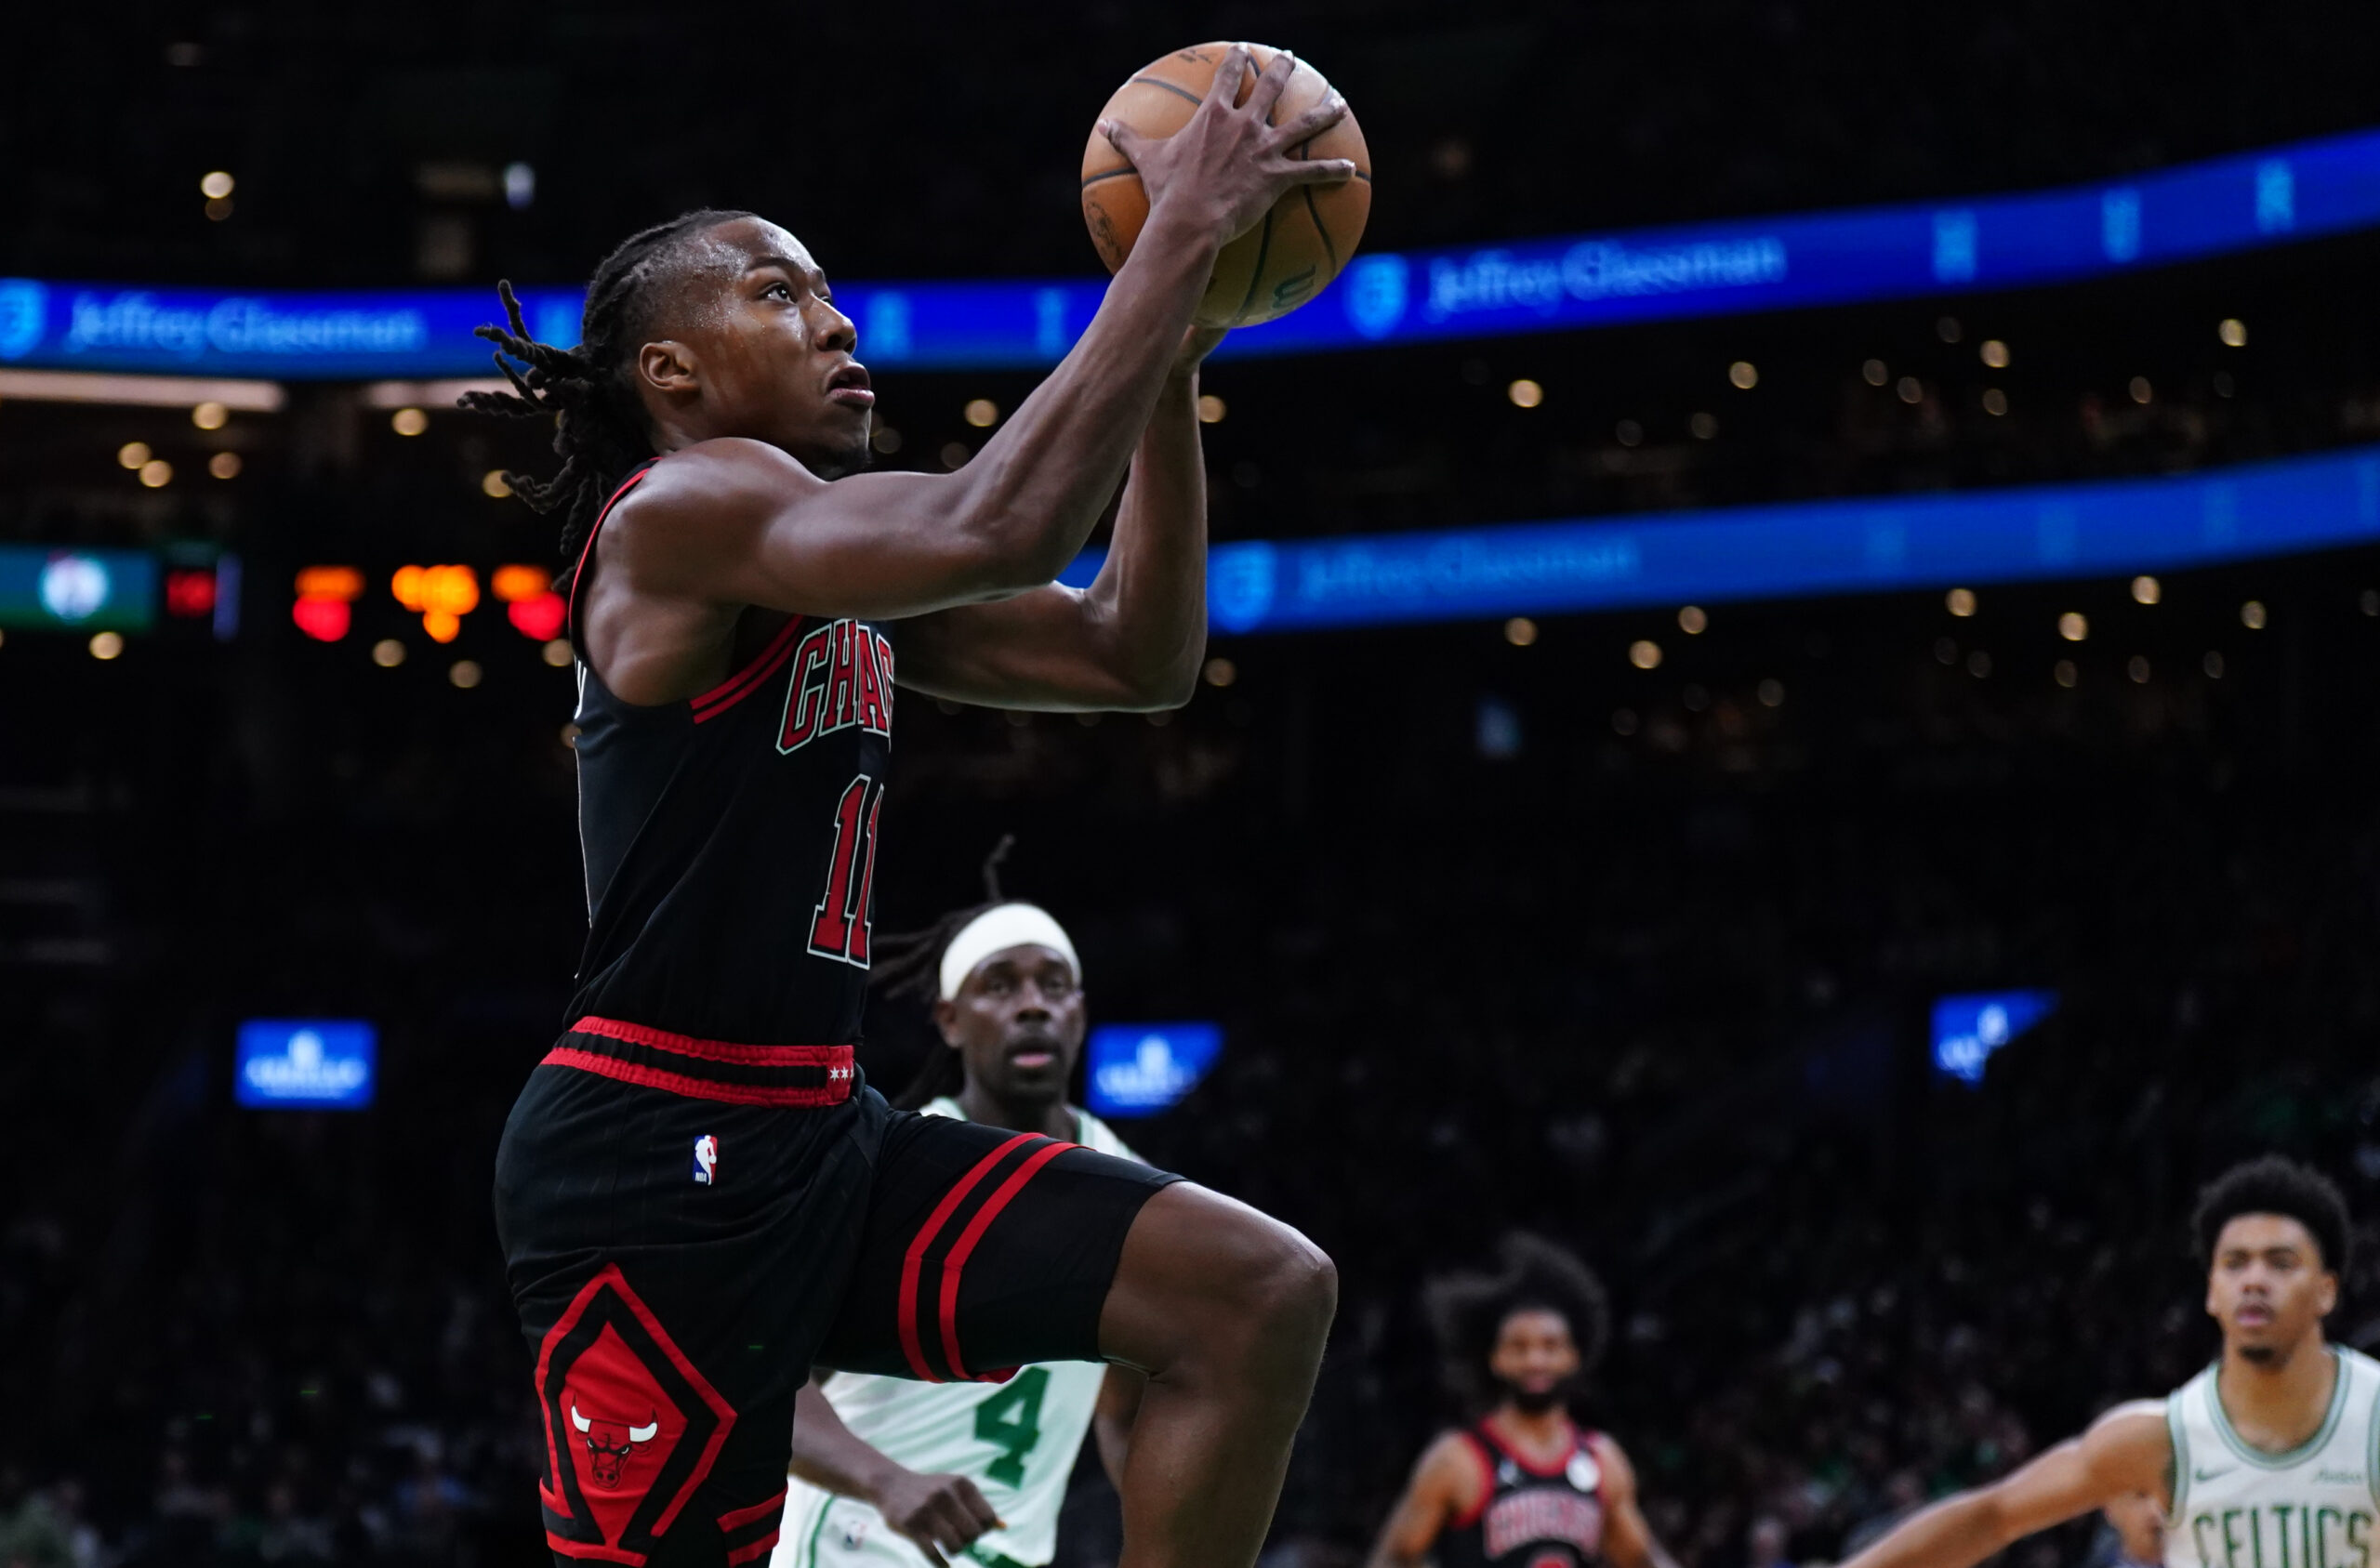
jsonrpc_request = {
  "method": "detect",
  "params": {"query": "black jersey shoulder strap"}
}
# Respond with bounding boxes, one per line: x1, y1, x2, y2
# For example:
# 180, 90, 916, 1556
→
565, 458, 662, 646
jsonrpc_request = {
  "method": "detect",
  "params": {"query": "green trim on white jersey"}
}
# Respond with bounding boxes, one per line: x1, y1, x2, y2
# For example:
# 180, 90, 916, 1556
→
2162, 1345, 2380, 1568
771, 1100, 1142, 1568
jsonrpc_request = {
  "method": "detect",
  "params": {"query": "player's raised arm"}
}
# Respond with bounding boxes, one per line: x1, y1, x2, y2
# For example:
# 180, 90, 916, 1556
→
1835, 1403, 2171, 1568
1366, 1432, 1488, 1568
603, 47, 1350, 628
890, 325, 1223, 710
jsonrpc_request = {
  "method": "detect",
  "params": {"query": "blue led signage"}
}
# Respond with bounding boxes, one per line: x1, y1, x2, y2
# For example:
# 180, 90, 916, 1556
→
235, 1020, 377, 1110
1931, 992, 2057, 1085
1058, 444, 2380, 633
2, 126, 2378, 376
1086, 1022, 1223, 1118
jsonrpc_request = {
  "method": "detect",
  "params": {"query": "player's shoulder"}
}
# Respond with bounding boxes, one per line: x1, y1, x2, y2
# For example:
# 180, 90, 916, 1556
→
1581, 1428, 1635, 1481
1071, 1107, 1144, 1165
2082, 1397, 2178, 1485
609, 440, 825, 534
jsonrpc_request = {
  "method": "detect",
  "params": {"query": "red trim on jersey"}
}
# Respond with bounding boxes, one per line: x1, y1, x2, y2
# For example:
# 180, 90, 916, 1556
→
568, 1015, 851, 1068
1476, 1414, 1581, 1479
896, 1133, 1041, 1381
539, 1047, 854, 1108
566, 465, 658, 644
1449, 1431, 1498, 1530
935, 1139, 1074, 1379
690, 614, 809, 723
542, 1536, 644, 1565
717, 1492, 789, 1534
725, 1540, 779, 1567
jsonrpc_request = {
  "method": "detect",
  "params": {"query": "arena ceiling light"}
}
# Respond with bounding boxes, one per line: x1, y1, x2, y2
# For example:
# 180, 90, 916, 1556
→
0, 369, 284, 412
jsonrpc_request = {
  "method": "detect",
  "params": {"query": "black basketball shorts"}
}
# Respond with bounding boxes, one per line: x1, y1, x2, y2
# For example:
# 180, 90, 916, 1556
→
492, 1021, 1177, 1568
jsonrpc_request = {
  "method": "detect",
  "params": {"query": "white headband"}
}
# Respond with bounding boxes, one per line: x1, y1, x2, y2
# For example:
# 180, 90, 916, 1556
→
938, 903, 1081, 1001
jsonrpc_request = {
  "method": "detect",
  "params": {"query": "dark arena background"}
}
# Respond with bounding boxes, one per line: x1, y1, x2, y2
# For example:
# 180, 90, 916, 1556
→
9, 3, 2380, 1564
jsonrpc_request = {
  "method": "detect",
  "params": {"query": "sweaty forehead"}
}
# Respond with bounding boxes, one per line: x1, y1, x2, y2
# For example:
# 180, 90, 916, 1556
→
701, 217, 817, 278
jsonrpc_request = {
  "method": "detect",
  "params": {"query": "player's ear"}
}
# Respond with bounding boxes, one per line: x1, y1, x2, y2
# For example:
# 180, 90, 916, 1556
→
931, 997, 962, 1046
2319, 1269, 2340, 1317
637, 339, 700, 397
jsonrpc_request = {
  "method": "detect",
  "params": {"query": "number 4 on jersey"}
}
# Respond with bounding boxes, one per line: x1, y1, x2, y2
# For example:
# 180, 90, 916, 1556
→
808, 774, 883, 967
973, 1366, 1049, 1487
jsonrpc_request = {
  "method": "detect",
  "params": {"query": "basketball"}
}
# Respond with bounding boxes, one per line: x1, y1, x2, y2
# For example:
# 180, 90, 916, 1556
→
1080, 42, 1371, 329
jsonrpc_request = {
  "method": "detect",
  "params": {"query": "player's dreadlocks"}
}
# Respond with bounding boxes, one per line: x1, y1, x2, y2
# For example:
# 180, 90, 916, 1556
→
2193, 1154, 2353, 1275
1423, 1232, 1612, 1413
456, 209, 757, 586
874, 837, 1016, 1111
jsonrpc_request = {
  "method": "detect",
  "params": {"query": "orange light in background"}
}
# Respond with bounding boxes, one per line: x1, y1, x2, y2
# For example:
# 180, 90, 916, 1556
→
296, 565, 365, 602
293, 564, 365, 642
491, 564, 549, 603
391, 564, 480, 642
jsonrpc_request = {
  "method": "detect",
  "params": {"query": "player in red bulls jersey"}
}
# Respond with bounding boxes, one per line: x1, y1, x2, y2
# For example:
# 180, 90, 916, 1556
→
465, 46, 1354, 1568
1368, 1236, 1678, 1568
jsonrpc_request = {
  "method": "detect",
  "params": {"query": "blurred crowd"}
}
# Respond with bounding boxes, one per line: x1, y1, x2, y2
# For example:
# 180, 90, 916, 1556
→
8, 530, 2380, 1567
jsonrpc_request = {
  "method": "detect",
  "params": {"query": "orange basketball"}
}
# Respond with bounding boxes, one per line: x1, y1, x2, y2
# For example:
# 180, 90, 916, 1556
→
1080, 43, 1371, 329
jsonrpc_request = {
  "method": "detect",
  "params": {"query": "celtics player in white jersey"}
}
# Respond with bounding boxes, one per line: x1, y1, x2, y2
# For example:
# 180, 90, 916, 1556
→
774, 893, 1148, 1568
1840, 1157, 2375, 1568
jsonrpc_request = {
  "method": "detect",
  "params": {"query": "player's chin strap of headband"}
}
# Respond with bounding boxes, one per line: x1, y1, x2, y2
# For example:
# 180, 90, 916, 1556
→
938, 903, 1081, 1002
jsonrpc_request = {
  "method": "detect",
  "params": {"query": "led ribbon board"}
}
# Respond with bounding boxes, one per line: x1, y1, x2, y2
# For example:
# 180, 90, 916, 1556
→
1059, 443, 2380, 633
1086, 1022, 1223, 1119
1, 127, 2377, 376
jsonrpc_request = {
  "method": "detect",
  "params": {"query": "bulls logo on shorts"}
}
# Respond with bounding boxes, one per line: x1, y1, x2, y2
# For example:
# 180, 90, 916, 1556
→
535, 1263, 737, 1563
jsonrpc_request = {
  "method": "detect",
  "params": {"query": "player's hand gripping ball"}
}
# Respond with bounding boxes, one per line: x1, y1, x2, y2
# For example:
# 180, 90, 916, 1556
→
1081, 43, 1371, 328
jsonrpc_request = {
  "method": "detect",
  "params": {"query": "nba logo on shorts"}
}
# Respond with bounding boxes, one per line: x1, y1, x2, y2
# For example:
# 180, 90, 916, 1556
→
692, 1135, 718, 1186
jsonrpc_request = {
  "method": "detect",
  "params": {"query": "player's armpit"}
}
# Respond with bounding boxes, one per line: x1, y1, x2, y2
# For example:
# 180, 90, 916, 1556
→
1366, 1433, 1488, 1568
607, 440, 1092, 626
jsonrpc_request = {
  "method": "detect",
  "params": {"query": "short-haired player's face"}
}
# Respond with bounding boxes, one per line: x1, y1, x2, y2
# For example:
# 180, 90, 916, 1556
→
937, 943, 1086, 1110
1488, 1308, 1580, 1412
2206, 1213, 2336, 1362
649, 217, 874, 476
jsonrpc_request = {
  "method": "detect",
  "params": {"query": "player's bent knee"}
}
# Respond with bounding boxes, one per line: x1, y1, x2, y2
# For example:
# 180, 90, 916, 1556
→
1104, 1184, 1338, 1377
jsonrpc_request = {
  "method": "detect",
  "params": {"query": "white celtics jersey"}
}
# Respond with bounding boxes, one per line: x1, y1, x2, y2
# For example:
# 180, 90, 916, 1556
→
2165, 1347, 2380, 1568
774, 1100, 1140, 1568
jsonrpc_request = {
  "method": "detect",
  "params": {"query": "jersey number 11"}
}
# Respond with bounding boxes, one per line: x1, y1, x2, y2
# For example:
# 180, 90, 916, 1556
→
808, 773, 884, 967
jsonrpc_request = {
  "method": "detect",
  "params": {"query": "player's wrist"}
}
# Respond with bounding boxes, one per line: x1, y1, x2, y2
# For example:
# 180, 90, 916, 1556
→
1135, 204, 1226, 272
854, 1456, 922, 1509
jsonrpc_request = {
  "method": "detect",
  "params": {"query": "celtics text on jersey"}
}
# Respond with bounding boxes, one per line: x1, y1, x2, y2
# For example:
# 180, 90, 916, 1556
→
2165, 1347, 2380, 1568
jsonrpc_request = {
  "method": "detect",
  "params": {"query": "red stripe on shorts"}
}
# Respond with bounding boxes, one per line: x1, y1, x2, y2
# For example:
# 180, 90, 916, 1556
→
896, 1133, 1041, 1381
936, 1140, 1073, 1380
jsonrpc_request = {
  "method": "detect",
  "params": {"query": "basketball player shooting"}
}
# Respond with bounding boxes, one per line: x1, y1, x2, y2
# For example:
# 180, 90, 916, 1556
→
469, 45, 1355, 1568
1368, 1235, 1678, 1568
1835, 1157, 2376, 1568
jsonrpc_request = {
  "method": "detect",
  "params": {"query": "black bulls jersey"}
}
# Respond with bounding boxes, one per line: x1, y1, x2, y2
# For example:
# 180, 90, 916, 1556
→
1440, 1420, 1608, 1568
564, 462, 894, 1046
